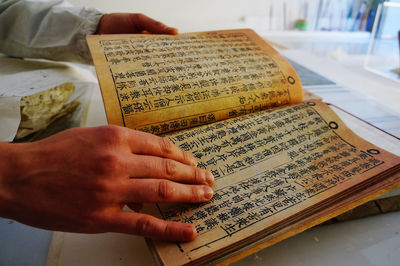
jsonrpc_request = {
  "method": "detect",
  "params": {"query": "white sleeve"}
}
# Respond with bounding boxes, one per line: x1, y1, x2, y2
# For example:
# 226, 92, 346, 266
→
0, 0, 103, 64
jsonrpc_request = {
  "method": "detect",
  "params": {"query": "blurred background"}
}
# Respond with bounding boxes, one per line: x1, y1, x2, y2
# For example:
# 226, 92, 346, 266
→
70, 0, 400, 72
70, 0, 395, 33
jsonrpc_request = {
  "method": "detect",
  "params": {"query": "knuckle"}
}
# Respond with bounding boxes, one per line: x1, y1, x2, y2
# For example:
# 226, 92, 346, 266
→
135, 216, 153, 235
154, 21, 163, 27
93, 179, 114, 193
163, 222, 173, 237
77, 211, 106, 232
182, 150, 191, 163
159, 138, 174, 155
194, 168, 203, 184
134, 13, 145, 20
191, 186, 202, 202
95, 152, 121, 175
97, 125, 125, 145
163, 159, 177, 177
76, 215, 95, 230
157, 180, 174, 200
87, 181, 116, 204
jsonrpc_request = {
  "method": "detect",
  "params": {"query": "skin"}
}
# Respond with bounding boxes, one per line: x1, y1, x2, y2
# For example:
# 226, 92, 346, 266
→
0, 126, 214, 242
96, 13, 178, 35
0, 14, 210, 242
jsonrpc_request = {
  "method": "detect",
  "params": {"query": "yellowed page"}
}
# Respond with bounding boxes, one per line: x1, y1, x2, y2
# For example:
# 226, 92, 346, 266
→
86, 29, 302, 134
146, 101, 400, 265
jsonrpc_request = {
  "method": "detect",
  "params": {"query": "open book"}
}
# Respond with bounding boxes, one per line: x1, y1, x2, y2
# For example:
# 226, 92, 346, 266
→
86, 29, 400, 265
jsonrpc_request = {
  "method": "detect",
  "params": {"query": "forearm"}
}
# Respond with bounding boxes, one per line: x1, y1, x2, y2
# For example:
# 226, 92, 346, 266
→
0, 0, 102, 64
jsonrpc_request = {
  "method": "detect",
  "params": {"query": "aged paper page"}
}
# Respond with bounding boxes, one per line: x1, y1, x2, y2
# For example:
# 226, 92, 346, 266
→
87, 29, 302, 134
147, 101, 400, 265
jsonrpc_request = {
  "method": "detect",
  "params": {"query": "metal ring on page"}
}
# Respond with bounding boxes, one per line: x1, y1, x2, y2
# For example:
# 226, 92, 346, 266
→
287, 76, 295, 85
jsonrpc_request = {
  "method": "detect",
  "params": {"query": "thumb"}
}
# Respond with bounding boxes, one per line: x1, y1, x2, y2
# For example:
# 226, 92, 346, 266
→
131, 13, 178, 35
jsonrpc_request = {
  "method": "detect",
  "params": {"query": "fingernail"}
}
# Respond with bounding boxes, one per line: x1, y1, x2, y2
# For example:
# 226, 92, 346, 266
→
203, 186, 213, 200
206, 172, 214, 186
170, 28, 178, 35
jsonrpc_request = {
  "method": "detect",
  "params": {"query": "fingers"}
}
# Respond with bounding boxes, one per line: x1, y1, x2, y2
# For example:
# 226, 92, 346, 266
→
96, 13, 178, 35
127, 155, 214, 185
120, 179, 213, 203
133, 13, 178, 35
109, 211, 196, 241
125, 129, 197, 166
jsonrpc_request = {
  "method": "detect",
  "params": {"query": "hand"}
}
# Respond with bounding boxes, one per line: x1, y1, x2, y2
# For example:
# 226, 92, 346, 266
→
96, 13, 178, 35
0, 126, 214, 242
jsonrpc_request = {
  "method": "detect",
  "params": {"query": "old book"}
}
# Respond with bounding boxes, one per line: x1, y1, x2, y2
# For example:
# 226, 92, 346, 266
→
86, 29, 400, 265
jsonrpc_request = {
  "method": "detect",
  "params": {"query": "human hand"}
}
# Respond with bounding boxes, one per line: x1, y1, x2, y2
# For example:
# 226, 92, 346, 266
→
96, 13, 178, 35
0, 126, 213, 242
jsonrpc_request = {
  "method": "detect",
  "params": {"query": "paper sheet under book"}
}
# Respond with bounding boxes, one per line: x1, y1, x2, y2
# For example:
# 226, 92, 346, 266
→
0, 58, 97, 141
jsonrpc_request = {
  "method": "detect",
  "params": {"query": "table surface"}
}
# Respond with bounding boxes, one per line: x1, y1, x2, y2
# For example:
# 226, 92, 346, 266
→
1, 33, 400, 266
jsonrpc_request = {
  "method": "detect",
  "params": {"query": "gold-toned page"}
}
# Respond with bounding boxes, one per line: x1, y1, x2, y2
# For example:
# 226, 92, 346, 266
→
303, 89, 322, 102
147, 101, 400, 265
86, 29, 303, 134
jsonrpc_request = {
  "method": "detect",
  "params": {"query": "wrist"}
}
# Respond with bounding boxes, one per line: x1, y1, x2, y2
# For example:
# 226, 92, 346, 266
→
0, 142, 30, 216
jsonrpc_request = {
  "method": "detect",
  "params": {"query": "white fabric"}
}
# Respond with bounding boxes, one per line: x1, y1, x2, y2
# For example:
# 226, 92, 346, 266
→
0, 0, 103, 64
